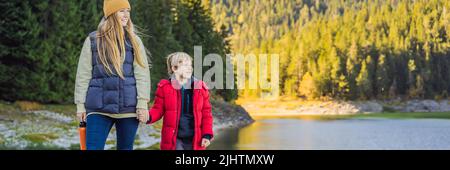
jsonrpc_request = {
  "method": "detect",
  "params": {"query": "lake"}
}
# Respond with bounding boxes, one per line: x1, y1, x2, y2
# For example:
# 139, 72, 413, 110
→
208, 117, 450, 150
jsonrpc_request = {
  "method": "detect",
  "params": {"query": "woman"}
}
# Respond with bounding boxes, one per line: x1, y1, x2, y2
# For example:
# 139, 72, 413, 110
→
74, 0, 151, 150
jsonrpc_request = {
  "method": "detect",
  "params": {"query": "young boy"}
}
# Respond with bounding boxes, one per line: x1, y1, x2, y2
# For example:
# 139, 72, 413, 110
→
138, 52, 213, 150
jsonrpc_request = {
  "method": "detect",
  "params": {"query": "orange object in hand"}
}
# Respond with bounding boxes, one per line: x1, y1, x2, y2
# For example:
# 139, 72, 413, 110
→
79, 122, 86, 150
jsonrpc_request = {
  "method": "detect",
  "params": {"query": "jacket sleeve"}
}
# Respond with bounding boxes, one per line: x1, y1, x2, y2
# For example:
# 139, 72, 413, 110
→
74, 37, 92, 113
134, 36, 151, 110
147, 85, 165, 124
201, 83, 214, 139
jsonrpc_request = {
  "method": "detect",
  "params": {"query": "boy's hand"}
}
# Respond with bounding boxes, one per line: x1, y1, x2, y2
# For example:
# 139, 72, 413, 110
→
136, 109, 149, 123
201, 138, 211, 148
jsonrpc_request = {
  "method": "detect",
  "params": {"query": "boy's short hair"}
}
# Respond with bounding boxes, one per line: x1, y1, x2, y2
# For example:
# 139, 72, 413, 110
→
166, 52, 193, 74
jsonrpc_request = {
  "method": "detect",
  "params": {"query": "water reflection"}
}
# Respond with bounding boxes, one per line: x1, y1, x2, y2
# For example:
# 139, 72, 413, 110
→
209, 118, 450, 150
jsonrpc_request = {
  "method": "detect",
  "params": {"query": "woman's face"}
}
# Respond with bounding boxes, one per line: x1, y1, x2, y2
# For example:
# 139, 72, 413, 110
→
116, 8, 130, 27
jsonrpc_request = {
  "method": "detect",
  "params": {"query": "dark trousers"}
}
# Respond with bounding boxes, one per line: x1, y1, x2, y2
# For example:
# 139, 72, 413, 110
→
176, 138, 193, 150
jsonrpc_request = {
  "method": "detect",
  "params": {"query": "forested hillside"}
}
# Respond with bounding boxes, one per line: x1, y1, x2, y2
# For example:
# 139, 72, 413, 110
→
206, 0, 450, 100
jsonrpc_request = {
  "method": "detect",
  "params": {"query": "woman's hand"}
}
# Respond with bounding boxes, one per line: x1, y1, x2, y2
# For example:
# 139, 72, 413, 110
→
136, 109, 149, 123
201, 138, 211, 148
77, 112, 86, 122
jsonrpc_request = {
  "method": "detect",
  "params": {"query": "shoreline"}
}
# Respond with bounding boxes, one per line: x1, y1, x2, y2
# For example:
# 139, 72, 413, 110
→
237, 99, 450, 117
211, 100, 255, 131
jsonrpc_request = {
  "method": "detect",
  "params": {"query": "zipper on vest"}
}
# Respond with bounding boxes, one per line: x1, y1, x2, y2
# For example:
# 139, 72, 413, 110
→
118, 77, 122, 113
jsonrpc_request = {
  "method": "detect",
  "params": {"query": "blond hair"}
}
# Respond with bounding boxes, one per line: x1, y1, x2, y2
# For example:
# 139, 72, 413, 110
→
96, 11, 146, 79
166, 52, 193, 75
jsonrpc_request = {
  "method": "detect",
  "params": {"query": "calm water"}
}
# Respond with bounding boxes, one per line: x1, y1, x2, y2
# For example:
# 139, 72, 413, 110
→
209, 118, 450, 150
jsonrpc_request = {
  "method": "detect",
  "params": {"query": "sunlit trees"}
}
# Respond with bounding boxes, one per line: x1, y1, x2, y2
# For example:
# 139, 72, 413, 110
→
207, 0, 450, 100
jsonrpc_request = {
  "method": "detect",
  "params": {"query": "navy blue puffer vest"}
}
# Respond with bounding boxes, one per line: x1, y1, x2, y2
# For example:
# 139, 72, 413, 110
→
85, 31, 137, 114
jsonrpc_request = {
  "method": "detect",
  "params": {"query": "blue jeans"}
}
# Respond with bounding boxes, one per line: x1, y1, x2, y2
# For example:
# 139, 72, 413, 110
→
86, 114, 139, 150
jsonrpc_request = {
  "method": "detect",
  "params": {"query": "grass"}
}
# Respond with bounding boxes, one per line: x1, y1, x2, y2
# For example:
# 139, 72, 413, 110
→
41, 104, 76, 114
0, 143, 66, 150
0, 100, 75, 114
105, 140, 116, 145
139, 142, 160, 150
69, 143, 81, 150
21, 133, 59, 143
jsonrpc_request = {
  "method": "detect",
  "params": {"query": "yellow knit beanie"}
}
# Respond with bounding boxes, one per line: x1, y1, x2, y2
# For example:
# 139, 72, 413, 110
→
103, 0, 131, 18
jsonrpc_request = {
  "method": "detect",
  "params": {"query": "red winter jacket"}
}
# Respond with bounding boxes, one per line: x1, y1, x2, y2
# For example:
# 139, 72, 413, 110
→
147, 79, 214, 150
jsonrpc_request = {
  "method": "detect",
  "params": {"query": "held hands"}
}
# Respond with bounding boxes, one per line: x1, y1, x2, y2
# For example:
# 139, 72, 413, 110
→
136, 108, 149, 123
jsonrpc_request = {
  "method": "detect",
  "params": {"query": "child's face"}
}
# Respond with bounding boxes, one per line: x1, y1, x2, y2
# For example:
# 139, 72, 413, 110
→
172, 60, 193, 79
